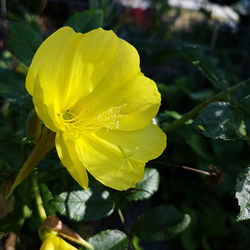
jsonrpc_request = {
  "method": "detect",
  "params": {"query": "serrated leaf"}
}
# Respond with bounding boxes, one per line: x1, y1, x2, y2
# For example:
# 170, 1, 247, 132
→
9, 22, 42, 66
194, 102, 242, 140
86, 230, 128, 250
179, 46, 228, 91
125, 168, 159, 201
65, 9, 103, 33
236, 167, 250, 221
132, 206, 191, 241
51, 186, 114, 221
0, 68, 27, 104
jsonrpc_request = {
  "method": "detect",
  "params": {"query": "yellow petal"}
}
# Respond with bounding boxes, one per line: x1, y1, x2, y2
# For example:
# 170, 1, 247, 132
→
70, 40, 158, 131
40, 234, 58, 250
111, 74, 161, 131
27, 26, 152, 131
26, 26, 93, 130
75, 134, 145, 190
74, 125, 166, 190
96, 124, 167, 162
41, 234, 77, 250
26, 27, 121, 128
55, 132, 88, 189
58, 237, 78, 250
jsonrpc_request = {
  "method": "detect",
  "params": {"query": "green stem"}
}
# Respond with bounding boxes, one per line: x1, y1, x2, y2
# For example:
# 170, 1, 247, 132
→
117, 208, 125, 225
7, 127, 55, 197
154, 161, 212, 176
117, 208, 129, 233
32, 177, 47, 222
163, 81, 245, 133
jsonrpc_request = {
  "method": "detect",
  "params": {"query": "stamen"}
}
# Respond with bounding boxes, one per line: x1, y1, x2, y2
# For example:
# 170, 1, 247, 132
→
97, 104, 126, 130
59, 104, 126, 136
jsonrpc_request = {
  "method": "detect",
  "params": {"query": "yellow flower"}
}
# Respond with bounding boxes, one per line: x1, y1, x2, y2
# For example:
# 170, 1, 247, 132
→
40, 233, 77, 250
26, 27, 166, 190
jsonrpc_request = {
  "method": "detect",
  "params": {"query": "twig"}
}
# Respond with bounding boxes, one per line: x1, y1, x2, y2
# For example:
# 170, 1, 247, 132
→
117, 208, 129, 233
154, 161, 214, 176
163, 80, 247, 133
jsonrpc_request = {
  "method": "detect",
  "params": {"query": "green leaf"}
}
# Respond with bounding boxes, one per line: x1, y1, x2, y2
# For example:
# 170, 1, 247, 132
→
232, 79, 250, 117
178, 46, 228, 91
236, 167, 250, 221
194, 102, 242, 140
0, 68, 27, 104
9, 22, 42, 66
51, 185, 115, 221
239, 96, 250, 117
233, 79, 250, 103
65, 9, 103, 33
132, 206, 191, 241
86, 230, 128, 250
126, 168, 160, 201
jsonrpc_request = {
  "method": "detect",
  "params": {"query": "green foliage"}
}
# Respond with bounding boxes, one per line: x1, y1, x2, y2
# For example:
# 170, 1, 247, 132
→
235, 81, 250, 115
0, 68, 27, 104
194, 102, 242, 140
178, 46, 228, 91
132, 206, 191, 241
125, 168, 159, 201
86, 230, 128, 250
236, 167, 250, 221
51, 185, 115, 222
9, 21, 42, 66
1, 4, 250, 250
65, 9, 104, 33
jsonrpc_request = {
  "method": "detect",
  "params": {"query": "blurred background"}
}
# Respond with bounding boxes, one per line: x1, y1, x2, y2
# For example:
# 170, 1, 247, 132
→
1, 0, 250, 250
2, 0, 250, 114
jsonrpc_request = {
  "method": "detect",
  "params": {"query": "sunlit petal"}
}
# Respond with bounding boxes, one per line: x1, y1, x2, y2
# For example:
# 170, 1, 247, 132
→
56, 132, 89, 189
40, 234, 77, 250
75, 133, 145, 190
96, 124, 167, 162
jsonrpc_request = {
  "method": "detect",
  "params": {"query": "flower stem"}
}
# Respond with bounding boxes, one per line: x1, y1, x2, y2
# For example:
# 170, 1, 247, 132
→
117, 208, 129, 233
117, 208, 126, 225
7, 127, 55, 197
163, 81, 246, 133
32, 177, 47, 222
155, 161, 215, 176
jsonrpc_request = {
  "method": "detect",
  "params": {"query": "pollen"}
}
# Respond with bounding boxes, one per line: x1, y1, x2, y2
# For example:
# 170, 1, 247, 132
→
96, 104, 126, 130
58, 104, 126, 135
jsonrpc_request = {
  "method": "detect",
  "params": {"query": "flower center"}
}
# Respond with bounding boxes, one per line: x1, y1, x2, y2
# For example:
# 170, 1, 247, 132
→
62, 110, 74, 122
59, 104, 126, 136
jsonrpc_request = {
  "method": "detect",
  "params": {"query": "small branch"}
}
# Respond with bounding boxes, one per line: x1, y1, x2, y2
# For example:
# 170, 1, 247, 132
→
117, 208, 126, 225
181, 165, 210, 176
163, 81, 246, 133
154, 161, 214, 176
117, 208, 129, 233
